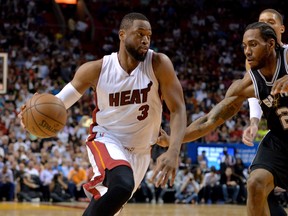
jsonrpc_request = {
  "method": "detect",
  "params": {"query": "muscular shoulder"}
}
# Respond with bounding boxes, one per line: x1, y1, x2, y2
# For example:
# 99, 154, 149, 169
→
71, 59, 103, 93
152, 52, 171, 69
151, 52, 174, 78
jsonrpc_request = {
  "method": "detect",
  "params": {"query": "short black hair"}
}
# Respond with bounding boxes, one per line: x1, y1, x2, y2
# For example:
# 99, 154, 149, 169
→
260, 8, 284, 25
120, 12, 149, 30
245, 22, 281, 53
245, 22, 278, 43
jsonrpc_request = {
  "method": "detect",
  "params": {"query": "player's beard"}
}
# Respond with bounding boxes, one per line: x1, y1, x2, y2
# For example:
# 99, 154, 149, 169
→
126, 44, 147, 61
250, 47, 271, 71
250, 57, 267, 71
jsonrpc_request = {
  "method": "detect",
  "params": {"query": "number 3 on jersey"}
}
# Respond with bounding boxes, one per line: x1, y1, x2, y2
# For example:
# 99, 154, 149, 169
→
137, 104, 149, 121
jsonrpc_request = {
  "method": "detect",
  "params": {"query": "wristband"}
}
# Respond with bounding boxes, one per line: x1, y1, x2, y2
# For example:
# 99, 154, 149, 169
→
248, 97, 262, 120
56, 82, 82, 109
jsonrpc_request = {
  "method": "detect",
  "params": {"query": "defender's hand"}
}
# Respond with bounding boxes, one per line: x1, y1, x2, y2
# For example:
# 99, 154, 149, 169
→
242, 124, 258, 146
271, 75, 288, 95
17, 104, 26, 129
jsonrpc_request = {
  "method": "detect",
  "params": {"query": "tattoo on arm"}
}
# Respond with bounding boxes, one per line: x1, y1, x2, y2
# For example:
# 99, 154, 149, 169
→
184, 96, 243, 142
211, 99, 241, 123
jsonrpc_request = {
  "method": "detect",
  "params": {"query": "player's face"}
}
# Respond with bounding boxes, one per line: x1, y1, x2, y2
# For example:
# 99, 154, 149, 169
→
124, 20, 152, 61
242, 29, 272, 70
259, 12, 285, 43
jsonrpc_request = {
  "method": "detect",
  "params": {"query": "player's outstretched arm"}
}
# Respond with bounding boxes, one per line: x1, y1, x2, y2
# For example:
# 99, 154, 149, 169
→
183, 74, 253, 143
156, 76, 253, 146
183, 94, 244, 143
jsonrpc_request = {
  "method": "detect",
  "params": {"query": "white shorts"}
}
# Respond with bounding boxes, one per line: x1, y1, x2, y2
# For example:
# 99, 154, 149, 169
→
83, 132, 151, 200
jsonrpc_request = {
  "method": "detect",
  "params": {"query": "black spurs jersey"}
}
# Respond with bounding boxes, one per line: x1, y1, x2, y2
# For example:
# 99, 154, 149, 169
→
249, 47, 288, 136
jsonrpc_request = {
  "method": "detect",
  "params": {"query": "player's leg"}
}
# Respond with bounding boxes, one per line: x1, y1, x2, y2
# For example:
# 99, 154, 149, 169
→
268, 191, 287, 216
248, 131, 288, 216
82, 136, 134, 216
83, 165, 134, 216
246, 168, 274, 216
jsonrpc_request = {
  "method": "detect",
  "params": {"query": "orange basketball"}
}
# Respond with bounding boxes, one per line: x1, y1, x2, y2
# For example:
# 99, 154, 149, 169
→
22, 93, 67, 138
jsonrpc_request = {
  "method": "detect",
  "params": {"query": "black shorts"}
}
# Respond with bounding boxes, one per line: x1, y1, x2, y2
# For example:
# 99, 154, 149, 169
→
250, 131, 288, 189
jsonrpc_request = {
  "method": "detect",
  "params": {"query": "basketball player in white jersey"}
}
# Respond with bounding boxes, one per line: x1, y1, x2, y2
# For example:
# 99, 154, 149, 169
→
243, 9, 287, 146
19, 13, 186, 215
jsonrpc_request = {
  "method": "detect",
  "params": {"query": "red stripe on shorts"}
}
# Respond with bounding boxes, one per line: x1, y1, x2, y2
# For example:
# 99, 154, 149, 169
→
84, 140, 131, 199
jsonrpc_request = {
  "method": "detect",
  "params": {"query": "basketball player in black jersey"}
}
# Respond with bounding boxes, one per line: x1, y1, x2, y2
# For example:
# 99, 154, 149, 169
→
241, 9, 288, 216
155, 22, 288, 216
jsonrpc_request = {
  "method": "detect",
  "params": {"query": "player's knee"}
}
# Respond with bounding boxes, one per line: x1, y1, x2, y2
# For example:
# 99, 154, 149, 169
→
247, 175, 266, 196
113, 176, 134, 199
113, 182, 134, 201
108, 166, 135, 200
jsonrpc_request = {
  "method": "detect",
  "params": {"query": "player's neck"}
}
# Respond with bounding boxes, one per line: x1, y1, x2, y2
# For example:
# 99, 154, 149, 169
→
259, 54, 278, 81
117, 52, 139, 74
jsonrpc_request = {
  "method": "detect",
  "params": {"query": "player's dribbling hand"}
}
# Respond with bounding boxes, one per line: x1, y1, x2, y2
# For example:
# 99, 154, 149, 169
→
150, 150, 178, 188
242, 124, 258, 146
156, 128, 170, 148
17, 92, 39, 129
271, 75, 288, 95
17, 104, 26, 129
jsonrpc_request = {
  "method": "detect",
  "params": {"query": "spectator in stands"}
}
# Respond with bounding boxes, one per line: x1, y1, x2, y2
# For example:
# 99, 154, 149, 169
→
59, 159, 73, 179
220, 147, 236, 173
198, 166, 220, 204
234, 157, 248, 181
0, 146, 4, 160
175, 167, 200, 204
192, 166, 204, 185
0, 135, 9, 157
40, 161, 58, 202
0, 156, 4, 171
204, 130, 219, 143
25, 161, 39, 177
50, 172, 72, 202
217, 125, 231, 143
199, 150, 209, 166
51, 139, 66, 156
0, 165, 15, 201
220, 166, 240, 204
17, 172, 42, 202
68, 162, 87, 201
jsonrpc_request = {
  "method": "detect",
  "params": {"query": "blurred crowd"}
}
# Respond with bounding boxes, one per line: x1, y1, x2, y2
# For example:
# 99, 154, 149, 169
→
0, 0, 287, 204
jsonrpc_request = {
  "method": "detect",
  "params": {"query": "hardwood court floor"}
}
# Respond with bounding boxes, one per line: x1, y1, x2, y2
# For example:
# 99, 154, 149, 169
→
0, 202, 287, 216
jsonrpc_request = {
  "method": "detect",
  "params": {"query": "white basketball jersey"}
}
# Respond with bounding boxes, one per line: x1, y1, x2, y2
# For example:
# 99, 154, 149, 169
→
93, 49, 162, 151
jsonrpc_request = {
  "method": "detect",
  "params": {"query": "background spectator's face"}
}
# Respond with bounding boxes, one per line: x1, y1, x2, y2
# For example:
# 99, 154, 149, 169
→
259, 12, 284, 43
225, 167, 232, 176
73, 163, 79, 170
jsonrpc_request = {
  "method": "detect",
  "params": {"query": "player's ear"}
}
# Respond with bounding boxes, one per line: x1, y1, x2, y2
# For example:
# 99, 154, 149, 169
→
268, 38, 276, 50
280, 25, 285, 34
119, 29, 125, 41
